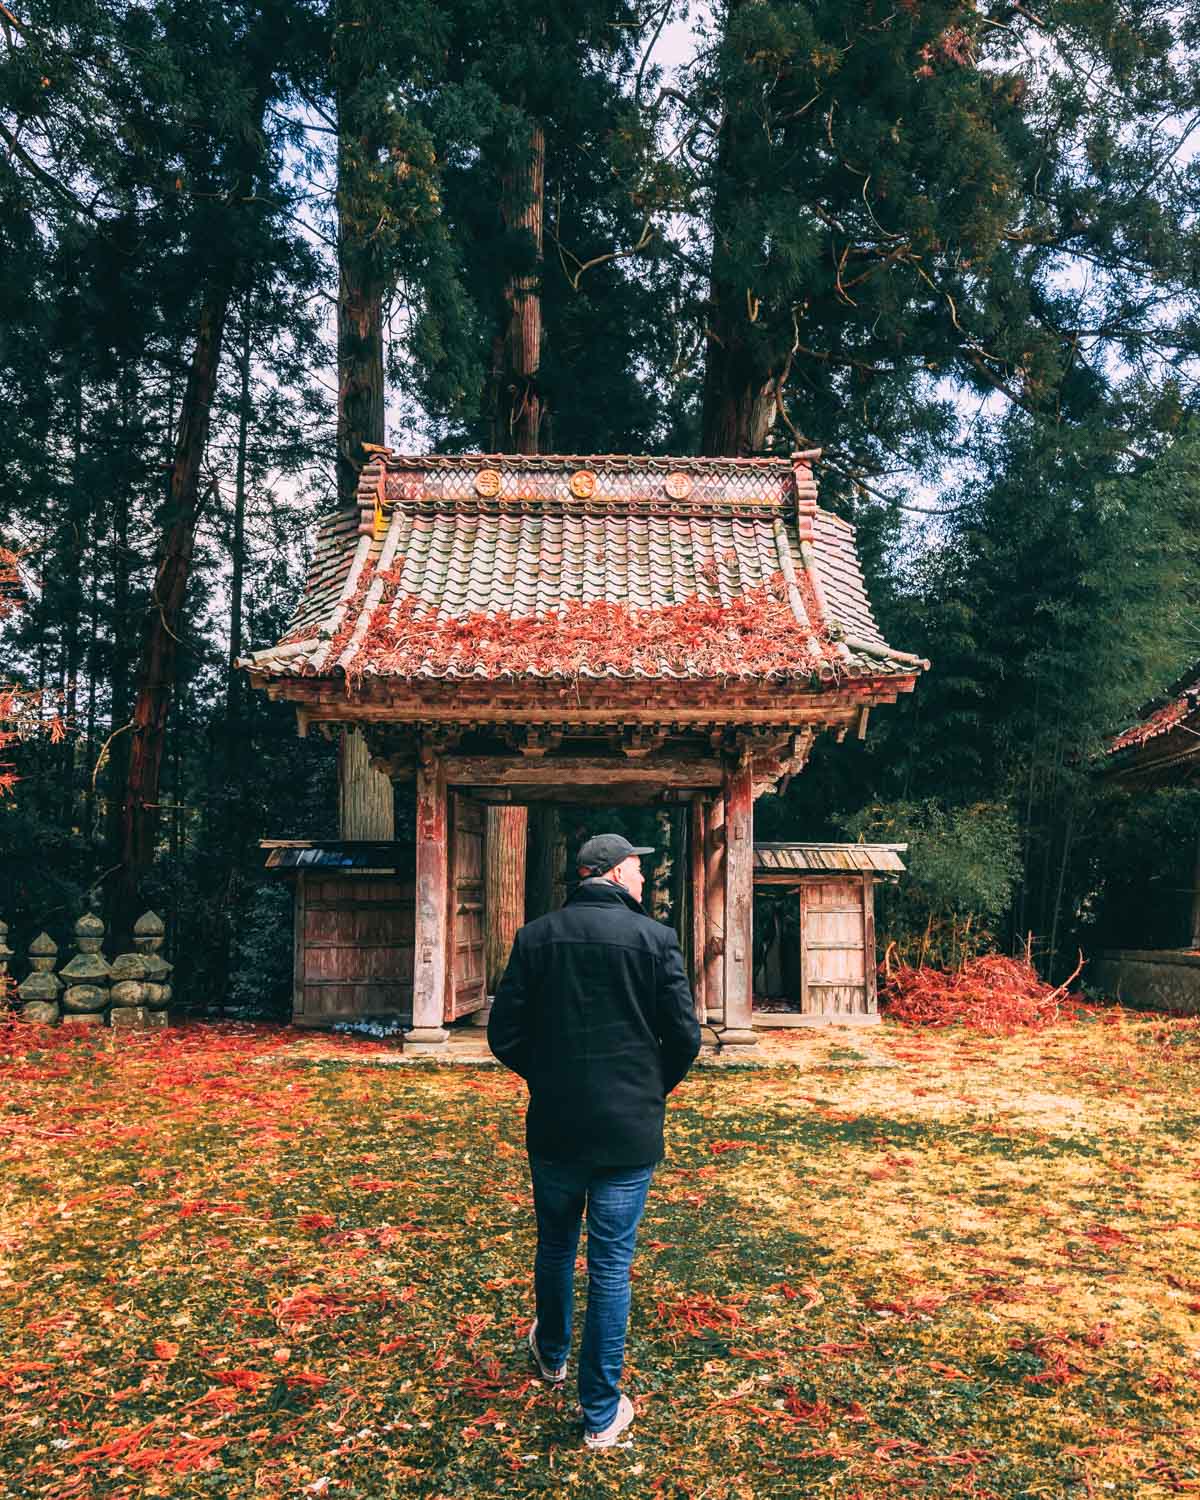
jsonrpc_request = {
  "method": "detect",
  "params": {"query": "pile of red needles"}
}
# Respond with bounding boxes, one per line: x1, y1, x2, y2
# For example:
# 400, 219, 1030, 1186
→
881, 953, 1083, 1033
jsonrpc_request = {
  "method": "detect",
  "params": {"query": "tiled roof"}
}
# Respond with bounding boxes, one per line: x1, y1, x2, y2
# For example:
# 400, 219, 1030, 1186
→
261, 840, 411, 873
245, 452, 928, 684
1108, 661, 1200, 758
754, 842, 908, 875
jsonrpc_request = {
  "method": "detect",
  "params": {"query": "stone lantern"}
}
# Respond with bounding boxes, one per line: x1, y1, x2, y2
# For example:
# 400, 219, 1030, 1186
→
108, 950, 149, 1029
17, 932, 61, 1024
59, 905, 111, 1027
0, 918, 13, 996
133, 911, 172, 1025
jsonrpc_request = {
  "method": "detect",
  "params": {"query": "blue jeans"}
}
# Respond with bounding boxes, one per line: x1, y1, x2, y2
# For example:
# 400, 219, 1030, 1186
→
528, 1155, 655, 1433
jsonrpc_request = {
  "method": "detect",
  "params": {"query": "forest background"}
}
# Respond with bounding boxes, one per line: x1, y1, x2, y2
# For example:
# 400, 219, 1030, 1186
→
4, 0, 1200, 1016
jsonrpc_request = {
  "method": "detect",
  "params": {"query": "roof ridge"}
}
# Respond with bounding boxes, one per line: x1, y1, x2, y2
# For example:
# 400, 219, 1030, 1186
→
376, 450, 820, 471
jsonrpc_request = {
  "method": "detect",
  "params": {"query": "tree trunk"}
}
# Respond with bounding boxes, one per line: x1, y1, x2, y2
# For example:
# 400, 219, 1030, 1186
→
498, 120, 546, 454
225, 306, 251, 756
114, 290, 230, 936
336, 244, 385, 506
526, 805, 566, 918
334, 25, 395, 836
59, 372, 84, 826
485, 805, 527, 989
83, 511, 99, 841
104, 364, 137, 865
208, 304, 255, 1012
338, 728, 394, 839
334, 8, 387, 508
700, 4, 784, 458
477, 116, 546, 935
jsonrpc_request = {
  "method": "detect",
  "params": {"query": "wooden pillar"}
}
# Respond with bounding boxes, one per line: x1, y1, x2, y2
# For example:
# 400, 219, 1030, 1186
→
721, 754, 757, 1045
485, 805, 526, 992
409, 750, 449, 1051
704, 794, 725, 1027
690, 798, 708, 1023
864, 876, 879, 1014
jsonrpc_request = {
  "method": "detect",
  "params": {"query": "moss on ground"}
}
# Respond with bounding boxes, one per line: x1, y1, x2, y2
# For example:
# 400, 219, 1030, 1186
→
1, 1011, 1199, 1497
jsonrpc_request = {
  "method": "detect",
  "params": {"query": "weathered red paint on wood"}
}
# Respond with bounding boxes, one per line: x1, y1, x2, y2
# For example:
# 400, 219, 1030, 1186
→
722, 756, 756, 1040
690, 798, 708, 1022
412, 754, 450, 1039
704, 794, 726, 1024
445, 754, 724, 786
260, 677, 916, 723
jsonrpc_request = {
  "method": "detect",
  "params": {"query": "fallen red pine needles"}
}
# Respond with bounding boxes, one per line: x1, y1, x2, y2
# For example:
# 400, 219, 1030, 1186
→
347, 576, 833, 682
880, 953, 1083, 1033
656, 1293, 747, 1335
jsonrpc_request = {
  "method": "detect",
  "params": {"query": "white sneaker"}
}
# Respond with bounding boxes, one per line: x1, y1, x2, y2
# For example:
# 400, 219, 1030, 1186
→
584, 1394, 635, 1449
527, 1320, 567, 1384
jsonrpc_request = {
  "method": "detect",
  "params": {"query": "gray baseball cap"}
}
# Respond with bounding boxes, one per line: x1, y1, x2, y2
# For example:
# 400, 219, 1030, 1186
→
577, 833, 654, 876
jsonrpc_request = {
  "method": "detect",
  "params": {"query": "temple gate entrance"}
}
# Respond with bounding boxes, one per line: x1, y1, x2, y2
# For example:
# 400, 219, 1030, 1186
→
245, 450, 927, 1050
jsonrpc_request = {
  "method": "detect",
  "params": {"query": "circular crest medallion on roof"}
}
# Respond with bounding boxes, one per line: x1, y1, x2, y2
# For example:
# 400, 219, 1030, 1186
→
474, 467, 502, 498
664, 471, 692, 499
569, 469, 596, 499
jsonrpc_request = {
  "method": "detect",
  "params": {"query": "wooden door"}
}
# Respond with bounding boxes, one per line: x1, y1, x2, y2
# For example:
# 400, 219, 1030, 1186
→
446, 793, 487, 1020
799, 877, 874, 1017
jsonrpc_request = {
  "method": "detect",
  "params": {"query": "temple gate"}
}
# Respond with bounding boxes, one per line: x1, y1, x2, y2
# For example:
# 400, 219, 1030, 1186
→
244, 451, 927, 1050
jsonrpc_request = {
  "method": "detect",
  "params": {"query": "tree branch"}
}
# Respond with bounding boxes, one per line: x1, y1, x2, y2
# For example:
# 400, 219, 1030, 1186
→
0, 120, 96, 218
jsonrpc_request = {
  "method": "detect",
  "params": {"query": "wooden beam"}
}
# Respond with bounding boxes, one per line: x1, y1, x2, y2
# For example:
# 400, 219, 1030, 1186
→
690, 799, 707, 1023
410, 750, 450, 1050
442, 755, 724, 787
721, 755, 757, 1045
704, 794, 725, 1027
251, 676, 919, 723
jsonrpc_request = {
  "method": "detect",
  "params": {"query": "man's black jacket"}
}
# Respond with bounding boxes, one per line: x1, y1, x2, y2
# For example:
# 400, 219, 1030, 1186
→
487, 878, 702, 1166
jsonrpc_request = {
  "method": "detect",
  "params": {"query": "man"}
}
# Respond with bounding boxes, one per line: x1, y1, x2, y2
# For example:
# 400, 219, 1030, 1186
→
488, 832, 702, 1449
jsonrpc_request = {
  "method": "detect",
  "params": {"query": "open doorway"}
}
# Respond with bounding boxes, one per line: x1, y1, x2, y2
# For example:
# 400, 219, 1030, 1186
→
463, 796, 695, 1020
753, 886, 802, 1013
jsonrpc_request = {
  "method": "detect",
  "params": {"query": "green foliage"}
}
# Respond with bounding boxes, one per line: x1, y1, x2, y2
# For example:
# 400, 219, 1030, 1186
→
838, 799, 1022, 967
1079, 788, 1200, 955
684, 0, 1200, 467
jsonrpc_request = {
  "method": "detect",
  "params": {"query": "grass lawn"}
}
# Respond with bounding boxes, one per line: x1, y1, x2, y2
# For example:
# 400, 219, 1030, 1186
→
2, 1012, 1200, 1498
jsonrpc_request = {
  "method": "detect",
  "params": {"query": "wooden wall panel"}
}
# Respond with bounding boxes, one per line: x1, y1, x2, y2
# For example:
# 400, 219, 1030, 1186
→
799, 877, 872, 1017
292, 875, 417, 1027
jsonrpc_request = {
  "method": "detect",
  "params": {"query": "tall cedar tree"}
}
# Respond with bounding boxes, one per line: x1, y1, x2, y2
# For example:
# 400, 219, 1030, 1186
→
691, 0, 1200, 468
114, 1, 304, 937
431, 0, 669, 930
329, 0, 477, 836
